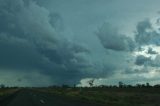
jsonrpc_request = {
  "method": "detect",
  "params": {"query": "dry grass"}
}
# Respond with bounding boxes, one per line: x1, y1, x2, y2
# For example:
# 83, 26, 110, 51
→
36, 87, 160, 106
0, 88, 19, 96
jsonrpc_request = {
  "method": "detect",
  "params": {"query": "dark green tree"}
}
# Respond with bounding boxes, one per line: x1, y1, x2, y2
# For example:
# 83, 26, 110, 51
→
118, 81, 124, 88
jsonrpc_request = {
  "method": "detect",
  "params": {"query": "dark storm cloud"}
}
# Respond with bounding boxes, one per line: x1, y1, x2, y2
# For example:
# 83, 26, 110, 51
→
2, 0, 160, 86
135, 55, 151, 66
49, 12, 64, 31
35, 0, 160, 86
0, 0, 93, 85
96, 23, 135, 51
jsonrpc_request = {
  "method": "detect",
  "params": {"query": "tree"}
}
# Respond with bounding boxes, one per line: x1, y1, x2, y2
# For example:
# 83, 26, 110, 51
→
62, 84, 69, 88
146, 82, 150, 88
136, 84, 142, 88
0, 84, 5, 88
118, 81, 124, 88
88, 79, 94, 87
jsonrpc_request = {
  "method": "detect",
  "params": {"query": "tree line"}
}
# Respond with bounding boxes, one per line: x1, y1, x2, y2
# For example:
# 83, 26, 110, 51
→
1, 81, 160, 88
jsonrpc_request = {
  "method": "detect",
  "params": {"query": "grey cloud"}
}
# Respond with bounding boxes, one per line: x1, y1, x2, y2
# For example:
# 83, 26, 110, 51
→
49, 13, 64, 31
149, 55, 160, 67
96, 23, 135, 51
96, 22, 136, 77
135, 55, 151, 66
124, 68, 149, 74
136, 19, 152, 35
2, 0, 160, 86
135, 19, 160, 46
0, 0, 93, 85
135, 54, 160, 68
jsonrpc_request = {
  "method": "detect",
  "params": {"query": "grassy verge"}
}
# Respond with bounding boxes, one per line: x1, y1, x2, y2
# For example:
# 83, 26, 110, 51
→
0, 88, 19, 98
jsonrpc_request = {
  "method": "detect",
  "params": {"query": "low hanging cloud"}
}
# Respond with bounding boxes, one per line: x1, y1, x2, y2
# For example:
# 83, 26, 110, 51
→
96, 23, 135, 51
0, 0, 95, 85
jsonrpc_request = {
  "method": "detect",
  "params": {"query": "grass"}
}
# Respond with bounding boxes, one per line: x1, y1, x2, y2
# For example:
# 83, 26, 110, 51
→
36, 87, 160, 106
0, 88, 19, 98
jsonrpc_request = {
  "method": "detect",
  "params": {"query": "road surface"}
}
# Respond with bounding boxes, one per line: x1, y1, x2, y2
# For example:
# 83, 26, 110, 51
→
0, 89, 101, 106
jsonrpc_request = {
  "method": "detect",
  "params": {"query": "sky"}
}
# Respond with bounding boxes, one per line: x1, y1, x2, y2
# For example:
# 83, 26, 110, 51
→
1, 0, 160, 87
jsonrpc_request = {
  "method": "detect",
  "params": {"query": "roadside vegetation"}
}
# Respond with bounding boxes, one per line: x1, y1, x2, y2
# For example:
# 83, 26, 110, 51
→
36, 82, 160, 106
1, 82, 160, 106
0, 86, 19, 103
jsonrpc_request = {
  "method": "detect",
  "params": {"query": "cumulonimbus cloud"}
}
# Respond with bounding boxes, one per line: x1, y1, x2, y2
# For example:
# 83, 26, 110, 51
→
0, 0, 94, 85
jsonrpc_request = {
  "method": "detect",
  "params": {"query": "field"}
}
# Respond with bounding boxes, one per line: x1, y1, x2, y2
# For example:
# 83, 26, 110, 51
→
0, 88, 19, 102
36, 87, 160, 106
0, 87, 160, 106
